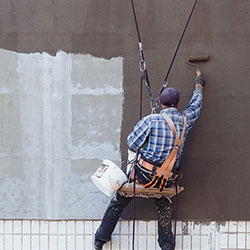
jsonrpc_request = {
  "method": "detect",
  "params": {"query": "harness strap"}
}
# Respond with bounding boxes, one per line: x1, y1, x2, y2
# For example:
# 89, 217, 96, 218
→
161, 113, 187, 172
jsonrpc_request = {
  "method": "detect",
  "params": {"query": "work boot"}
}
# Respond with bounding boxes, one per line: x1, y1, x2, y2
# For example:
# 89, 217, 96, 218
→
94, 241, 103, 250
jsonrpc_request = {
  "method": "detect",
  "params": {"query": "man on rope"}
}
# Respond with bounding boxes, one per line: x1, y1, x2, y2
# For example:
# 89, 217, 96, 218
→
94, 73, 206, 250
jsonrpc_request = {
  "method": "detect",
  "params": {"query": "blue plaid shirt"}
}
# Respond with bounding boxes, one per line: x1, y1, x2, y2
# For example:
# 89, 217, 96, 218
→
127, 89, 203, 171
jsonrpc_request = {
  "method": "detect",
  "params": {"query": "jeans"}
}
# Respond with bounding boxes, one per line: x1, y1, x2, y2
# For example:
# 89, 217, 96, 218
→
95, 165, 174, 250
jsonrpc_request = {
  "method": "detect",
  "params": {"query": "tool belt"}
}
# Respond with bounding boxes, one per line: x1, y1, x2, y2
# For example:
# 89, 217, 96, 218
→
139, 113, 187, 192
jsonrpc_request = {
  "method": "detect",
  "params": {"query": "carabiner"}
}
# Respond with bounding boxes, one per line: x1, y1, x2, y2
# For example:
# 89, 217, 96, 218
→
139, 59, 146, 73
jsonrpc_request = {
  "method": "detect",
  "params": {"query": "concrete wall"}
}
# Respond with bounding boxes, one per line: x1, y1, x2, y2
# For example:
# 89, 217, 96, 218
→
0, 0, 250, 220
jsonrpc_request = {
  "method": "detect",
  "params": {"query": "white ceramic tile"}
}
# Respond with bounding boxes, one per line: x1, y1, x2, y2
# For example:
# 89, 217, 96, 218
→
76, 235, 84, 249
121, 235, 129, 250
247, 233, 250, 249
200, 235, 209, 250
220, 233, 228, 249
148, 220, 156, 235
192, 235, 200, 250
31, 235, 39, 250
138, 221, 147, 235
112, 235, 120, 250
183, 235, 191, 250
67, 221, 75, 235
14, 221, 22, 234
84, 221, 93, 235
238, 221, 246, 233
14, 235, 21, 250
247, 222, 250, 232
229, 221, 237, 233
76, 221, 84, 235
228, 234, 237, 249
23, 221, 31, 234
67, 235, 76, 250
176, 221, 182, 235
49, 235, 57, 250
4, 221, 13, 234
219, 222, 228, 233
200, 223, 210, 235
190, 222, 200, 235
0, 235, 3, 250
138, 235, 147, 249
175, 235, 182, 250
5, 235, 13, 250
238, 233, 246, 249
58, 235, 66, 250
40, 235, 49, 250
120, 221, 129, 235
58, 221, 66, 235
49, 221, 57, 235
40, 221, 49, 234
85, 235, 93, 249
23, 235, 31, 250
31, 221, 39, 234
0, 221, 3, 234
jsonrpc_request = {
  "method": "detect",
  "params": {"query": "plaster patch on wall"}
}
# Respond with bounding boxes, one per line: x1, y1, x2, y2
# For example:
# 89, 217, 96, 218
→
0, 48, 124, 219
65, 54, 123, 219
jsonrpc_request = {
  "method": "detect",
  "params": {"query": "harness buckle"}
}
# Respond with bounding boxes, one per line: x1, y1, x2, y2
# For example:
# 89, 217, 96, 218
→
150, 165, 157, 177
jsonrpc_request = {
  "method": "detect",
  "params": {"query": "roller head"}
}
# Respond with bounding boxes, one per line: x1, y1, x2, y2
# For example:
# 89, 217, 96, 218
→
187, 55, 209, 63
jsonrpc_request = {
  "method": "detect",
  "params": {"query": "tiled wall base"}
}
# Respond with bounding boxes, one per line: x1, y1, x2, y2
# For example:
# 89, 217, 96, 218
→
0, 220, 249, 250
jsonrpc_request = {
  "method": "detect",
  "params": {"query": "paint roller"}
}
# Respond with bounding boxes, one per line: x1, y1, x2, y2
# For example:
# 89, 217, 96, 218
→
187, 55, 209, 76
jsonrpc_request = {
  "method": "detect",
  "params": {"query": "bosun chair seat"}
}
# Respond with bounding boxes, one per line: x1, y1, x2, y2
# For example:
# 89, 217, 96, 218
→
118, 182, 184, 199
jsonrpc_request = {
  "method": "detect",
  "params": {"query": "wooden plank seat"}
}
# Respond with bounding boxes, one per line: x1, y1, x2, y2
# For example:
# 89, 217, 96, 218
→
118, 182, 184, 199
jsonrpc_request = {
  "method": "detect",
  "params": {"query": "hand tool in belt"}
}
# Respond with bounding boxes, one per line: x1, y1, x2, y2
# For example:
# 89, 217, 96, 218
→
140, 113, 187, 192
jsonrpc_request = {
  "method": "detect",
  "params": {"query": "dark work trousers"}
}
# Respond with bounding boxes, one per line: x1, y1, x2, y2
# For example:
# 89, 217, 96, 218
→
95, 164, 174, 250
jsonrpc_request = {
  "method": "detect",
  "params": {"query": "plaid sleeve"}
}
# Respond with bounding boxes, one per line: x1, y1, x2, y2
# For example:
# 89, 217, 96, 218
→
182, 88, 203, 128
127, 116, 151, 152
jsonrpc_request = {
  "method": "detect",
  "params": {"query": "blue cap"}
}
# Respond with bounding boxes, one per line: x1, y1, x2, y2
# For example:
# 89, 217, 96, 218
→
159, 87, 181, 107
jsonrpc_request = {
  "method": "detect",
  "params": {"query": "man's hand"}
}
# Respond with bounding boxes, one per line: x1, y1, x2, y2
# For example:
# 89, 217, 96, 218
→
195, 71, 206, 89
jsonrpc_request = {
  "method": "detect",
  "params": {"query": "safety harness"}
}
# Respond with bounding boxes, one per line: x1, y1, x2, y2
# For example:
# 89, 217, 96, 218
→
139, 113, 187, 192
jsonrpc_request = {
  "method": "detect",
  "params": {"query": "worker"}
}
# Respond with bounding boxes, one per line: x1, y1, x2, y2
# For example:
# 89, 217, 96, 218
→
94, 73, 206, 250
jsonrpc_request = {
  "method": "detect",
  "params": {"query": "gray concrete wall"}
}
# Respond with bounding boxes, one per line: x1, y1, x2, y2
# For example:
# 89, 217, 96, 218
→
0, 0, 249, 220
0, 49, 123, 219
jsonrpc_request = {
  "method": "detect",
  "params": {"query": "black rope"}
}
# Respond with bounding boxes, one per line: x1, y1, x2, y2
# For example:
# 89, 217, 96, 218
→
130, 0, 142, 43
131, 76, 143, 250
130, 0, 152, 96
173, 180, 178, 249
163, 0, 198, 84
132, 174, 136, 250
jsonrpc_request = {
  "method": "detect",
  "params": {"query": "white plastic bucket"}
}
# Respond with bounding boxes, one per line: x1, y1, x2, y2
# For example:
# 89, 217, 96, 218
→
91, 159, 128, 197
